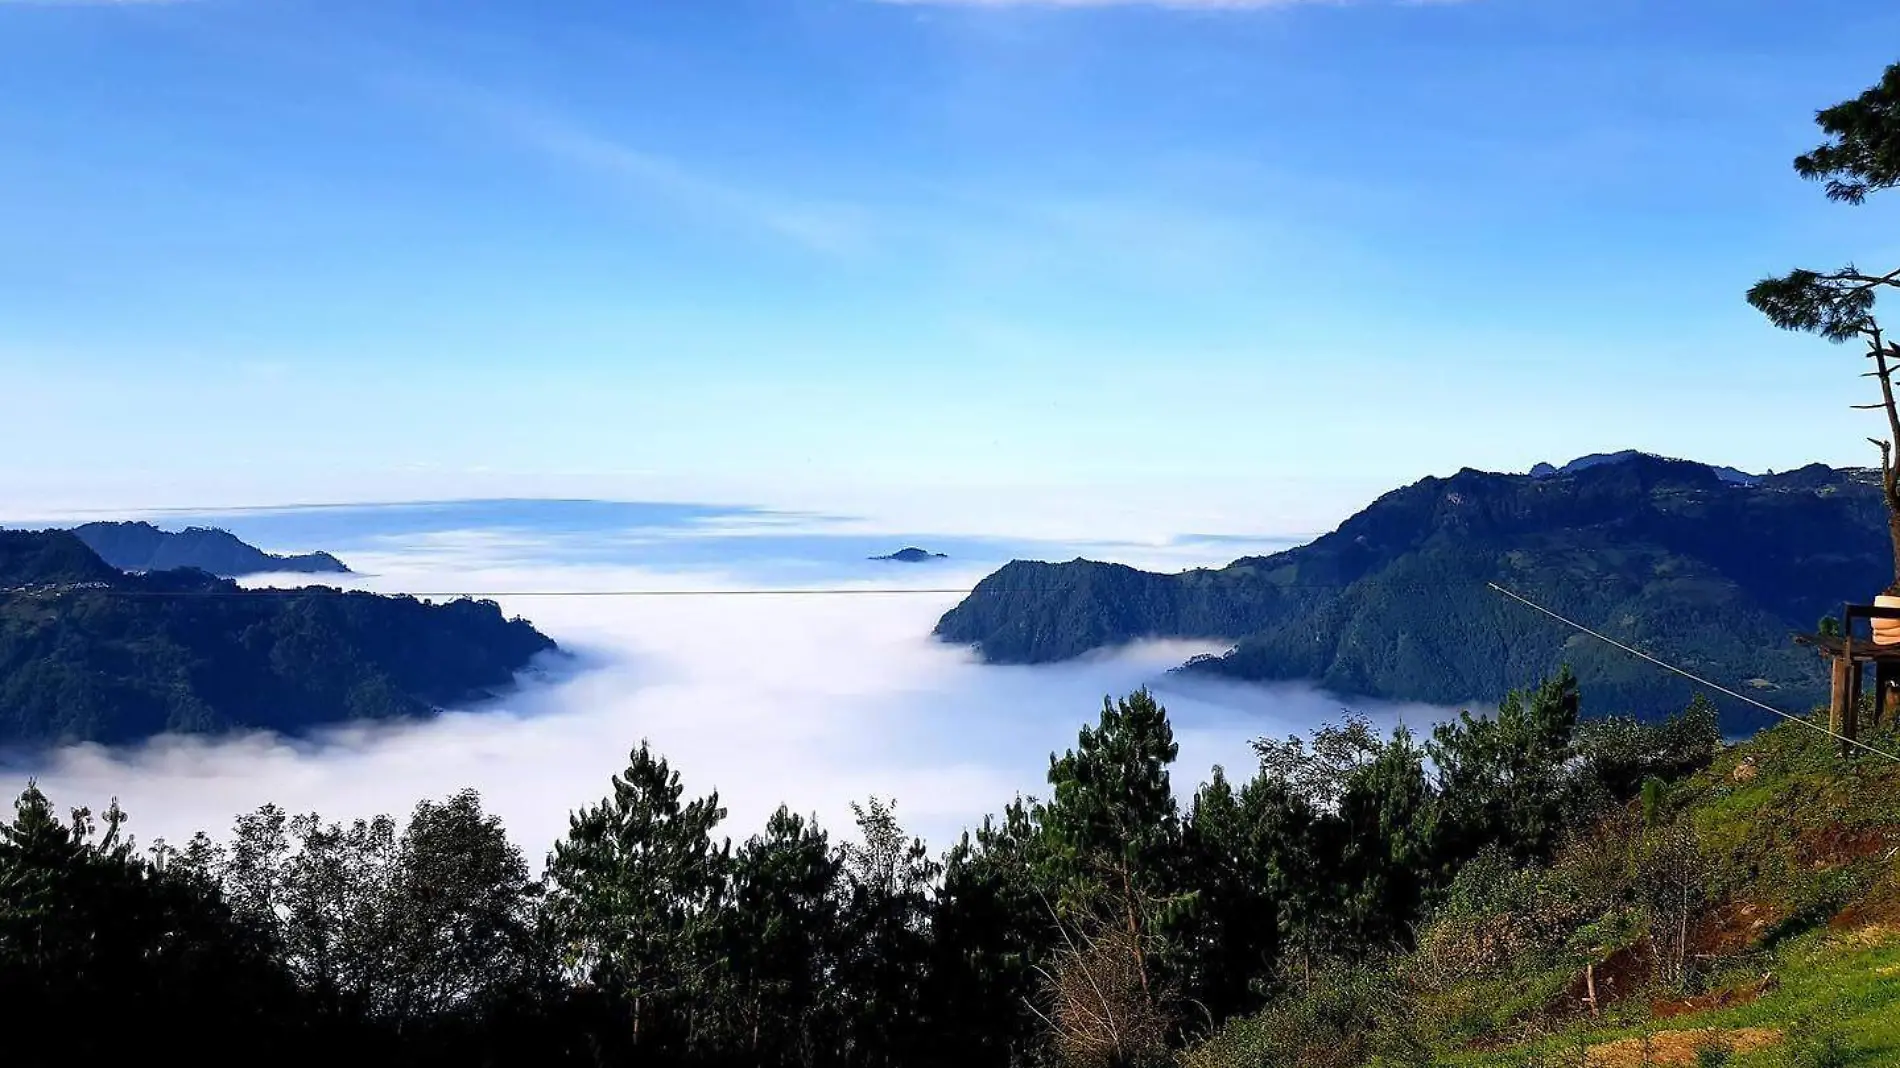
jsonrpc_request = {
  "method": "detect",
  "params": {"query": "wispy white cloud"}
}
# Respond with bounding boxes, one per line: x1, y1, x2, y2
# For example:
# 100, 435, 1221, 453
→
382, 72, 874, 257
506, 110, 873, 256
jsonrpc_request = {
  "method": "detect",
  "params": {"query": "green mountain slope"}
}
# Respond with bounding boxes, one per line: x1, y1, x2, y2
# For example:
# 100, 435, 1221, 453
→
69, 521, 350, 576
0, 531, 556, 747
935, 456, 1890, 721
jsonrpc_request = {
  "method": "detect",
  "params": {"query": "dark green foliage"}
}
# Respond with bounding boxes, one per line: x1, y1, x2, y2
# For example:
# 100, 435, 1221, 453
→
712, 806, 839, 1064
1572, 694, 1721, 810
927, 800, 1047, 1066
0, 784, 303, 1067
1240, 715, 1442, 968
937, 456, 1885, 722
187, 789, 551, 1027
1747, 268, 1882, 343
1334, 726, 1437, 950
1178, 767, 1281, 1023
834, 798, 941, 1067
1037, 690, 1184, 919
1793, 61, 1900, 205
1640, 776, 1668, 827
1180, 957, 1427, 1068
0, 678, 1737, 1068
0, 531, 554, 745
69, 521, 350, 577
1748, 61, 1900, 589
1431, 671, 1582, 865
544, 741, 729, 1053
1694, 1043, 1732, 1068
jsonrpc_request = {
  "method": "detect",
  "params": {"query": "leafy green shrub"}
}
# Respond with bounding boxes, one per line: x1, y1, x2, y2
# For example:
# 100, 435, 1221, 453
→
1573, 696, 1722, 817
1180, 959, 1426, 1068
1419, 811, 1645, 984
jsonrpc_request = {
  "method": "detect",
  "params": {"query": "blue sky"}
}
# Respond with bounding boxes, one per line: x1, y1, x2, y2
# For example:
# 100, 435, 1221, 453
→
4, 0, 1899, 537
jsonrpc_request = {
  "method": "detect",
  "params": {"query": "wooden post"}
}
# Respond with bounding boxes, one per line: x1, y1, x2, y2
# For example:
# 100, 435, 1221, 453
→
1832, 657, 1854, 755
1850, 658, 1863, 741
1879, 661, 1898, 730
1848, 657, 1863, 752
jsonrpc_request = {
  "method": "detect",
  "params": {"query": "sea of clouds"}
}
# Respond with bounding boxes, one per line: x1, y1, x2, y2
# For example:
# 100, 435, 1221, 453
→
13, 516, 1457, 862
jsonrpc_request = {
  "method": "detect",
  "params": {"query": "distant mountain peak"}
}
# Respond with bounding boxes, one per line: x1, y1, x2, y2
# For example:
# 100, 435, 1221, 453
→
871, 547, 948, 563
1528, 450, 1760, 485
68, 521, 350, 577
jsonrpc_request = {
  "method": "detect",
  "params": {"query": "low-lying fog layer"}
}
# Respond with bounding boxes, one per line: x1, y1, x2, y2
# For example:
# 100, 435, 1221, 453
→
16, 518, 1455, 860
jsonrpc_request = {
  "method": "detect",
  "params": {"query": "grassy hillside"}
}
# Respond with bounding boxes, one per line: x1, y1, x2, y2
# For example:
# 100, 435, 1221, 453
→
1184, 718, 1900, 1067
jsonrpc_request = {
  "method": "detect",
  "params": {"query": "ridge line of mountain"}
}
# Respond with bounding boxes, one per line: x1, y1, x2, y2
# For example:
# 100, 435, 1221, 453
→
61, 520, 351, 577
932, 453, 1884, 724
0, 529, 555, 747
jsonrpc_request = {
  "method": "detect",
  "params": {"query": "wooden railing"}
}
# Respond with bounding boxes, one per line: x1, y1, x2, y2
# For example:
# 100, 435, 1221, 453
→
1825, 603, 1900, 751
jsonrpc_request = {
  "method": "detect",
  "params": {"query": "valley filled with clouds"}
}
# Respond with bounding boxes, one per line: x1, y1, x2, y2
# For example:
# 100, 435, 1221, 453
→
15, 505, 1451, 858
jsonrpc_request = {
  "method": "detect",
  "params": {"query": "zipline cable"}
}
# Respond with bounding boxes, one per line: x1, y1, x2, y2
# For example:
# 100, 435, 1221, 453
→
0, 580, 1473, 600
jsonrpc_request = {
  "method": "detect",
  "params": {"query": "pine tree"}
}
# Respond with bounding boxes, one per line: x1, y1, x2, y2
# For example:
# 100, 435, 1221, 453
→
0, 785, 300, 1066
545, 741, 729, 1054
1430, 670, 1581, 865
1037, 690, 1184, 918
1748, 61, 1900, 587
1178, 766, 1282, 1022
712, 805, 839, 1066
927, 799, 1045, 1068
1333, 726, 1437, 950
1033, 690, 1189, 1059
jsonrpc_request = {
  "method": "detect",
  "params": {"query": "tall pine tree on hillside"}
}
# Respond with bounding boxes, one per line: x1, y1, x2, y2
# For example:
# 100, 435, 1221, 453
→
1749, 60, 1900, 588
710, 805, 839, 1065
1033, 690, 1191, 1064
545, 741, 729, 1055
1178, 767, 1282, 1023
1037, 690, 1185, 920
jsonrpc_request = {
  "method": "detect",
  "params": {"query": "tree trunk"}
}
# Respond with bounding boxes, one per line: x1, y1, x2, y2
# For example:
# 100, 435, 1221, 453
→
1869, 335, 1900, 589
1887, 509, 1900, 592
1117, 862, 1152, 1000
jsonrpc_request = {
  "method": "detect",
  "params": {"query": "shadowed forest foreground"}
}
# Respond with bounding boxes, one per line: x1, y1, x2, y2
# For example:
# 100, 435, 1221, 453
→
18, 673, 1900, 1068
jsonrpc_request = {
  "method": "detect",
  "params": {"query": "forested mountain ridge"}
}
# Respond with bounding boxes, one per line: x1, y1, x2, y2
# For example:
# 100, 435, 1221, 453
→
68, 521, 350, 576
935, 455, 1889, 721
0, 530, 555, 746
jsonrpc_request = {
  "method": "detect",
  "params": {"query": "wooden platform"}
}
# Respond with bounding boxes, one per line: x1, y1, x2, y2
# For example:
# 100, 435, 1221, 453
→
1793, 633, 1900, 661
1795, 603, 1900, 753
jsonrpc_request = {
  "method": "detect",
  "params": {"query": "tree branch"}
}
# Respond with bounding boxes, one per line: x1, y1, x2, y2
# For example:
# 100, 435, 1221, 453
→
1842, 267, 1900, 292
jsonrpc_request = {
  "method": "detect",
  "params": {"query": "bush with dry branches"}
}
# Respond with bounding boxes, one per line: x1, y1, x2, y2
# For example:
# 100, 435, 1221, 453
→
1031, 906, 1175, 1068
